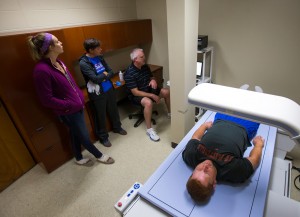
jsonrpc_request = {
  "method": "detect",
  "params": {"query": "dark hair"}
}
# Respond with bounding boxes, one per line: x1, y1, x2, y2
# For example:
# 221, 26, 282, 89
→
186, 175, 214, 203
83, 38, 101, 52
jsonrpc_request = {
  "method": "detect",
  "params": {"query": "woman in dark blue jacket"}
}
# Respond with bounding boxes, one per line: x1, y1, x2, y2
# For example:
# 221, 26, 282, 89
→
79, 38, 127, 147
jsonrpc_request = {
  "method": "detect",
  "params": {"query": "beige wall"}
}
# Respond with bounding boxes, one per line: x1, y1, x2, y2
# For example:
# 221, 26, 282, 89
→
166, 0, 199, 144
0, 0, 137, 36
198, 0, 300, 103
136, 0, 169, 83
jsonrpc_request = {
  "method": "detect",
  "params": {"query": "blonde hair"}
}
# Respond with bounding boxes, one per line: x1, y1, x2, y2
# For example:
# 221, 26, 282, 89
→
27, 32, 53, 61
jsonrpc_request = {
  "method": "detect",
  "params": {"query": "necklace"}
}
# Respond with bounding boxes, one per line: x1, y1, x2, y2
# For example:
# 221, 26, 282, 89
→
52, 61, 65, 74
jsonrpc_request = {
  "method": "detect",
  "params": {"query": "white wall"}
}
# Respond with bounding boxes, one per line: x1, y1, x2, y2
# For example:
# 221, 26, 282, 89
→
198, 0, 300, 103
0, 0, 137, 35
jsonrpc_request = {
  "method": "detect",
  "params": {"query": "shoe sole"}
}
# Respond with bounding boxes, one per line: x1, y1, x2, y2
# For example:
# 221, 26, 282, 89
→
114, 132, 127, 135
75, 160, 94, 167
101, 141, 112, 147
98, 157, 115, 164
102, 144, 112, 147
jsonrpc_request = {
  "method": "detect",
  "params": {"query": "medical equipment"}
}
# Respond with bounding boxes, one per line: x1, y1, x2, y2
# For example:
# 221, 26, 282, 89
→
114, 182, 142, 213
121, 84, 300, 217
188, 83, 300, 144
137, 111, 275, 217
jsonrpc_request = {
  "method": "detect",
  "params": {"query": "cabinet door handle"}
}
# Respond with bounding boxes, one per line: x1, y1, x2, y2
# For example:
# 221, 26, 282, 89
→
35, 126, 44, 132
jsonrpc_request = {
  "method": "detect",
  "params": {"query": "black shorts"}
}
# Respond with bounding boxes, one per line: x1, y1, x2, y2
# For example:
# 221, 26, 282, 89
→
130, 87, 161, 105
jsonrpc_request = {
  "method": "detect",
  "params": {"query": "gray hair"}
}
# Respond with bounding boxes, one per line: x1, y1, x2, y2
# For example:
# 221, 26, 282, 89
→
130, 48, 143, 61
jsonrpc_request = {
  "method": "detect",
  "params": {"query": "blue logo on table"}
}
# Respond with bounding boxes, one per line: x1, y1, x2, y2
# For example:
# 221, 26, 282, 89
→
134, 183, 140, 189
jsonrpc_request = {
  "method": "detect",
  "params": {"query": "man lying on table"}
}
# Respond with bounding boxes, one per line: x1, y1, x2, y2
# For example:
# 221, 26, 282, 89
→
182, 84, 265, 203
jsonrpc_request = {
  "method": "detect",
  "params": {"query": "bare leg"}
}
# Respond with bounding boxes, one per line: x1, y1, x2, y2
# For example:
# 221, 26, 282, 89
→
159, 88, 171, 113
141, 97, 153, 129
141, 97, 160, 142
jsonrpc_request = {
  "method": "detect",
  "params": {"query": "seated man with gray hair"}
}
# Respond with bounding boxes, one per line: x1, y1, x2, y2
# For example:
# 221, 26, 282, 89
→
124, 48, 171, 142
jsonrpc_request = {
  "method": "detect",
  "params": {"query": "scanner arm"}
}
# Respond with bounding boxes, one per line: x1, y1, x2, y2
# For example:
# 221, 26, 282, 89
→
188, 83, 300, 144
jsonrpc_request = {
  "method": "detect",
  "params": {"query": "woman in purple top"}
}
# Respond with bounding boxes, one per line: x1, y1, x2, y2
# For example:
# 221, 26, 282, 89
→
27, 32, 114, 165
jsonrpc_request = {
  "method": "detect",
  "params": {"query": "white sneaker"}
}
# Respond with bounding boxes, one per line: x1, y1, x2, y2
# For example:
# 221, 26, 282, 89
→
146, 128, 160, 142
167, 113, 171, 119
255, 86, 263, 93
240, 84, 249, 90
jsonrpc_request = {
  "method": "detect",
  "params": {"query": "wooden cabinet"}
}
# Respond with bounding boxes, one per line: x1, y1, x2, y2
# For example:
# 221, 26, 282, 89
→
0, 19, 152, 173
82, 20, 152, 53
0, 31, 73, 173
61, 19, 153, 71
61, 27, 86, 67
149, 64, 164, 88
31, 122, 72, 172
83, 23, 117, 53
0, 100, 35, 192
124, 20, 153, 46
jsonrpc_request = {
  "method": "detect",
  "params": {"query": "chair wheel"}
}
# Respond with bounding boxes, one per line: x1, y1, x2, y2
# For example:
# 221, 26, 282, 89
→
129, 115, 133, 119
153, 111, 158, 115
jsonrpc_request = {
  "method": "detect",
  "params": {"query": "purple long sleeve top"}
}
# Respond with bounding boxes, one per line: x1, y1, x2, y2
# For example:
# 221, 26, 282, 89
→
33, 58, 85, 116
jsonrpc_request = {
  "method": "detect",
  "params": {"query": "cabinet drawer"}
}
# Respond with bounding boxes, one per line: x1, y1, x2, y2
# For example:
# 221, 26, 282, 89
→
39, 140, 72, 173
31, 122, 64, 153
31, 121, 72, 172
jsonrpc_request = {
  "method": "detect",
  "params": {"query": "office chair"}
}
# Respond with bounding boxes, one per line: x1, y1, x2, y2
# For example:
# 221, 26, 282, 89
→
128, 105, 158, 128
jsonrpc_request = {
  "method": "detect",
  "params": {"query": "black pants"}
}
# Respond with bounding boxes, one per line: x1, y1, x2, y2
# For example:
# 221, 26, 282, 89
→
90, 88, 122, 141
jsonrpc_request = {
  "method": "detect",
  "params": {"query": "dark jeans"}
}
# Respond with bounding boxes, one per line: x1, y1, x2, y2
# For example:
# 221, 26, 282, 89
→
59, 110, 102, 160
90, 88, 121, 142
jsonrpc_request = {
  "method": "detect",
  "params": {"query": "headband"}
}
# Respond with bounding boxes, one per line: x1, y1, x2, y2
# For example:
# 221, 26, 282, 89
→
40, 33, 52, 54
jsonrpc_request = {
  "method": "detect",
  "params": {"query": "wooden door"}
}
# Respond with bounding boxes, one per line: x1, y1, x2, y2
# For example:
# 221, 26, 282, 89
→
0, 100, 35, 192
0, 31, 73, 173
